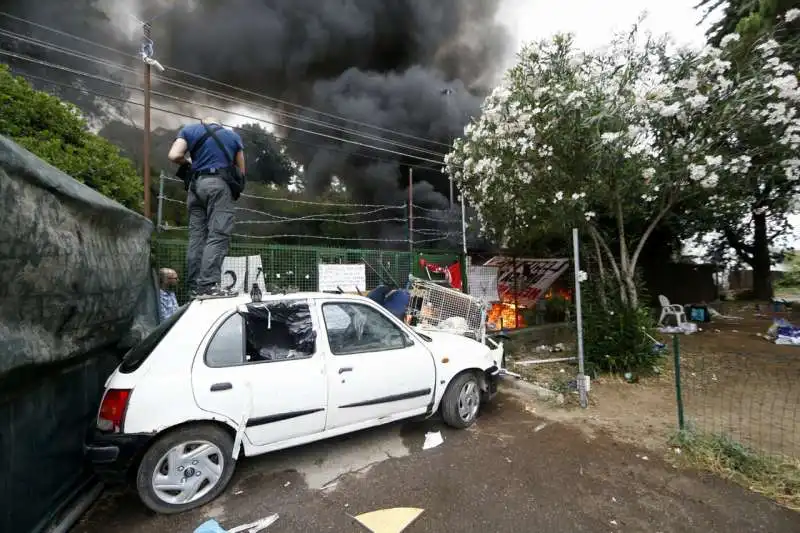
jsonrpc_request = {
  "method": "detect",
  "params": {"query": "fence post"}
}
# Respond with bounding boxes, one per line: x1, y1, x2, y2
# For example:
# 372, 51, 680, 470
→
156, 172, 165, 231
673, 333, 686, 431
571, 228, 588, 409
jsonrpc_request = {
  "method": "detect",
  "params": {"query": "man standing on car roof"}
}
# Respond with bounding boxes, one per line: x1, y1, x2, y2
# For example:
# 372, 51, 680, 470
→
168, 117, 246, 298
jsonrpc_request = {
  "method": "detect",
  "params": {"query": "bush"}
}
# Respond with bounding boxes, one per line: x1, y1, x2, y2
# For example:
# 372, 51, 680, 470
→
0, 64, 142, 210
582, 275, 661, 374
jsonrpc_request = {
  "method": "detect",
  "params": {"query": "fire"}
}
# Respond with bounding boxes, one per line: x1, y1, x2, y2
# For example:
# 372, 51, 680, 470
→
487, 301, 527, 331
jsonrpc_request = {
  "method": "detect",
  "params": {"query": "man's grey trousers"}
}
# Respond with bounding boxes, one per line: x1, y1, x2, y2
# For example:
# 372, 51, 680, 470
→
187, 176, 234, 293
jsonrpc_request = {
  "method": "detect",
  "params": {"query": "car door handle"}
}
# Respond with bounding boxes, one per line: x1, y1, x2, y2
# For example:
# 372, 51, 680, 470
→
338, 367, 353, 374
210, 382, 233, 392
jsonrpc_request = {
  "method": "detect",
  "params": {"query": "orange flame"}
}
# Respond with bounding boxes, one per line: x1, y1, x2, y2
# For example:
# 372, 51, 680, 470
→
487, 301, 527, 330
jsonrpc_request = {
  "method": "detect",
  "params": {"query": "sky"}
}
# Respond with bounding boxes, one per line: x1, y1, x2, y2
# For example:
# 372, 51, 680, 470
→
495, 0, 799, 263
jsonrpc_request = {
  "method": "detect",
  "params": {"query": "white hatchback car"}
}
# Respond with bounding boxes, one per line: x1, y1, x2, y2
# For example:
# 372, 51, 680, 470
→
86, 292, 504, 514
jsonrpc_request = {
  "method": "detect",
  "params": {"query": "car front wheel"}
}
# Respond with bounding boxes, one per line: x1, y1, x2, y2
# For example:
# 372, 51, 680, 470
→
440, 372, 481, 429
135, 424, 236, 514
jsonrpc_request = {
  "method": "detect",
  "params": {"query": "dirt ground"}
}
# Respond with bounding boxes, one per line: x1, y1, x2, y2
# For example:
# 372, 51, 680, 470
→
507, 303, 800, 459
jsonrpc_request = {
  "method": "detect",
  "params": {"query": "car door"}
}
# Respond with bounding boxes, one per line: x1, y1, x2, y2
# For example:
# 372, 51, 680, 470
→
191, 299, 327, 448
319, 300, 436, 430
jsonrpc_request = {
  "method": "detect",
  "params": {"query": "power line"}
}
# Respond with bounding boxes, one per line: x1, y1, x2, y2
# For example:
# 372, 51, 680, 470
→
15, 68, 456, 180
0, 49, 449, 167
0, 11, 455, 150
0, 48, 448, 167
0, 27, 450, 160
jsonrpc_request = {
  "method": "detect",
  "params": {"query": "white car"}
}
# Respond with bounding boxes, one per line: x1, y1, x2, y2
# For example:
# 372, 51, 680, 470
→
86, 292, 504, 514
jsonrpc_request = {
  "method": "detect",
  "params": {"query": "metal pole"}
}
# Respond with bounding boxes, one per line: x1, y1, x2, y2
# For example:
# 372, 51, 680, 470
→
142, 23, 152, 219
572, 228, 588, 408
673, 334, 686, 430
408, 167, 414, 258
513, 256, 519, 329
156, 172, 164, 231
460, 194, 468, 294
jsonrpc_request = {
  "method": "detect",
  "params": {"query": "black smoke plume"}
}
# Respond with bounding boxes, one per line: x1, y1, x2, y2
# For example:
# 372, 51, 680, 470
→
2, 0, 509, 241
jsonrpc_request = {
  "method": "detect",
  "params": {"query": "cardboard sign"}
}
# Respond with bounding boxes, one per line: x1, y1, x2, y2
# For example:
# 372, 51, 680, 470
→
220, 255, 267, 294
467, 265, 499, 303
318, 264, 366, 293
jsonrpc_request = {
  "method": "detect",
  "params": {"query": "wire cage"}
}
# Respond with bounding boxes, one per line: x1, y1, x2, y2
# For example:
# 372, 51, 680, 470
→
405, 276, 488, 341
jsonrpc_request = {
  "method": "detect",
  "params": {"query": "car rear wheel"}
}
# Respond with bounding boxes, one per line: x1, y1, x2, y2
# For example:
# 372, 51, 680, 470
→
135, 424, 236, 514
440, 372, 481, 429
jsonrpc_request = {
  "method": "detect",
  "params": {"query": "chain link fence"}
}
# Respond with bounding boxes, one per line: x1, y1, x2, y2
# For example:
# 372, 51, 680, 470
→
153, 238, 464, 304
674, 336, 800, 459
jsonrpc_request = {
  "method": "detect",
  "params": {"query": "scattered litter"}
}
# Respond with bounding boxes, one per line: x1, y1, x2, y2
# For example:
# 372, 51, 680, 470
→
195, 515, 279, 533
611, 497, 617, 503
673, 447, 682, 455
641, 455, 649, 461
422, 431, 444, 450
352, 507, 424, 533
515, 356, 578, 366
610, 519, 618, 526
534, 423, 548, 432
284, 481, 291, 487
708, 307, 743, 320
766, 318, 800, 345
345, 503, 350, 508
505, 457, 512, 463
228, 515, 279, 533
658, 322, 698, 335
234, 490, 244, 495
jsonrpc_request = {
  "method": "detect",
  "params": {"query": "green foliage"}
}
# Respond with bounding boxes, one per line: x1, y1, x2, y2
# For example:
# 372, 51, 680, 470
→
0, 64, 142, 210
582, 275, 660, 374
776, 252, 800, 288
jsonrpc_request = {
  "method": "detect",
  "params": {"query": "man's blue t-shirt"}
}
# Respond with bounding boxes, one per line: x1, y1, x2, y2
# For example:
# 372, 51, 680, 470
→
178, 123, 244, 173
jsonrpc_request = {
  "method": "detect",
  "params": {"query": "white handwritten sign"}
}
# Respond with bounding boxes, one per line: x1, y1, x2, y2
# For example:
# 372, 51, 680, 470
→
220, 255, 267, 294
318, 264, 366, 293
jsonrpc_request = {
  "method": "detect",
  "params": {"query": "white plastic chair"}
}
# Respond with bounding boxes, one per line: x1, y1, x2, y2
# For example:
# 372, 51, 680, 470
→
658, 295, 686, 326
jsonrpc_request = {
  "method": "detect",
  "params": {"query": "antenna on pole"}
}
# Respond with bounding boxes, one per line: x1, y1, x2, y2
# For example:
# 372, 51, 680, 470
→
139, 19, 164, 220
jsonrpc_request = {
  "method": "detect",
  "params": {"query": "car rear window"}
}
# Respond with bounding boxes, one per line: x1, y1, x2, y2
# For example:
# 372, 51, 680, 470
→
119, 304, 189, 373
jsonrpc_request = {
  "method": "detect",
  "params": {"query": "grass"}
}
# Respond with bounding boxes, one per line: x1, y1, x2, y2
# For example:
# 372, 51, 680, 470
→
671, 430, 800, 510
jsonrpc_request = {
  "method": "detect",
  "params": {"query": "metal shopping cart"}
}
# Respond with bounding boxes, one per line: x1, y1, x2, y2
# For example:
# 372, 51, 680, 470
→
405, 276, 487, 342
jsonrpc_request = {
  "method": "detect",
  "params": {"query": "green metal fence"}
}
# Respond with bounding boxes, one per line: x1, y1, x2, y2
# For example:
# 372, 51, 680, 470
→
152, 238, 463, 303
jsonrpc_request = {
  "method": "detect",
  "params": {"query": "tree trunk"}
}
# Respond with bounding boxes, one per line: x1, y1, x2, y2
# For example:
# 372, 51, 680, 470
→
752, 212, 773, 300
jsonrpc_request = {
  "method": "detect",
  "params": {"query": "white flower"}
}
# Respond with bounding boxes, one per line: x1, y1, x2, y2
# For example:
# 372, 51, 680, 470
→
642, 168, 656, 180
584, 211, 596, 221
701, 172, 719, 188
688, 164, 707, 181
555, 191, 564, 201
687, 94, 709, 109
704, 155, 723, 166
720, 33, 741, 47
659, 103, 681, 118
785, 8, 800, 22
600, 131, 623, 144
577, 270, 588, 283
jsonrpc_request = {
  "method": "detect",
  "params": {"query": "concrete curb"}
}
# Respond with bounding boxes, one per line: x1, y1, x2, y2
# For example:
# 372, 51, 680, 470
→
499, 375, 565, 405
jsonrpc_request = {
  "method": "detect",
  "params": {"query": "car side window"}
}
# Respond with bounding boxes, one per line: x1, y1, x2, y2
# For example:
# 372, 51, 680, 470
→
243, 300, 316, 363
206, 314, 245, 368
322, 302, 409, 355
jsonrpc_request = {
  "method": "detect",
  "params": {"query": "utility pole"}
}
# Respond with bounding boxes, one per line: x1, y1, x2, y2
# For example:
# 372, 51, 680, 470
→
142, 22, 152, 219
408, 167, 414, 257
441, 88, 455, 207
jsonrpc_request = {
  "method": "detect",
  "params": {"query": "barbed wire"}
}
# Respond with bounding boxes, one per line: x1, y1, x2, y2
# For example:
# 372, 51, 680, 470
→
0, 26, 451, 160
157, 226, 457, 245
159, 175, 406, 209
0, 11, 454, 150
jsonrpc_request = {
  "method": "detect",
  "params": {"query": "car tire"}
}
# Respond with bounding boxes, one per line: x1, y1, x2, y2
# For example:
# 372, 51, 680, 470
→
135, 424, 236, 515
440, 371, 482, 429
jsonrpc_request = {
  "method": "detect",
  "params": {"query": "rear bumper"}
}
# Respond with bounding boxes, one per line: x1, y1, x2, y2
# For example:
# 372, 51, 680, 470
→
85, 431, 153, 484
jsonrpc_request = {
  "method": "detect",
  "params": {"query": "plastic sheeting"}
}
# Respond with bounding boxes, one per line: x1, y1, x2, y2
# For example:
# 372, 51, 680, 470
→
0, 135, 154, 532
245, 301, 317, 360
0, 135, 153, 373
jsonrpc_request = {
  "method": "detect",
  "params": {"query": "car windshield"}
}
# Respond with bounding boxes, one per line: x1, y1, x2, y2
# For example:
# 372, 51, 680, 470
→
119, 304, 189, 373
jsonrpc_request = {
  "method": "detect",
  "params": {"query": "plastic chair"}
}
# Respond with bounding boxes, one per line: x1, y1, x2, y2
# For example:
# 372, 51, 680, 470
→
658, 295, 686, 326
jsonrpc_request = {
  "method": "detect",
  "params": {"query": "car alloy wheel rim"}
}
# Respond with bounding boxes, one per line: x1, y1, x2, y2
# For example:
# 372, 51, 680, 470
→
151, 440, 224, 505
457, 379, 480, 422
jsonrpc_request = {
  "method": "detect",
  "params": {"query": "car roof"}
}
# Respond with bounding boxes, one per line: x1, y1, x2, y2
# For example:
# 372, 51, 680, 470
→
190, 291, 375, 314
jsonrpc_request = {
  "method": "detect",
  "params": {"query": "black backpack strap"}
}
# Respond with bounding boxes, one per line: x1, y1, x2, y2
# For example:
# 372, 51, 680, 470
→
201, 124, 235, 165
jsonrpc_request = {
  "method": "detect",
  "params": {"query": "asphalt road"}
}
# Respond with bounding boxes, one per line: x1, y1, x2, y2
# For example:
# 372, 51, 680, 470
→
74, 391, 798, 533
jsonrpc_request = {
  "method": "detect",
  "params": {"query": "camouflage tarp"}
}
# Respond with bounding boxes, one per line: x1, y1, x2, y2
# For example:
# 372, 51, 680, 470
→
0, 135, 153, 375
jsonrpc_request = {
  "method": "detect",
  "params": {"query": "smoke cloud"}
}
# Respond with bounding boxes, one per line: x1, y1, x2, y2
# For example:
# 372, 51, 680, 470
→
2, 0, 510, 212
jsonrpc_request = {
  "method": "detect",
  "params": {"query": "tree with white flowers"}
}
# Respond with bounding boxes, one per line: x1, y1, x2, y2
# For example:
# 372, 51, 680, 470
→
445, 16, 800, 307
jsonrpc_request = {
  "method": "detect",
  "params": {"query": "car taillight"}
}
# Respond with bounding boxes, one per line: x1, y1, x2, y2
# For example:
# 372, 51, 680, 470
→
97, 389, 131, 433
